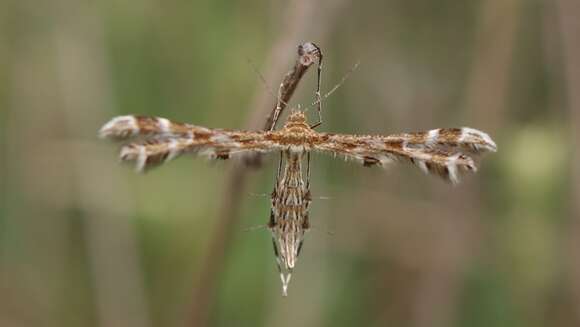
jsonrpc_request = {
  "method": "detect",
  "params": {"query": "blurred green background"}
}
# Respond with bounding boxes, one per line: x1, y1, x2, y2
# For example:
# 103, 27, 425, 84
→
1, 0, 579, 326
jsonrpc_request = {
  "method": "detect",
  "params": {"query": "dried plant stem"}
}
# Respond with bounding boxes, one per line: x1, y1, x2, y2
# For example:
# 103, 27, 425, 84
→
555, 0, 580, 324
410, 1, 520, 326
264, 42, 322, 131
50, 14, 153, 327
185, 4, 318, 326
463, 0, 522, 130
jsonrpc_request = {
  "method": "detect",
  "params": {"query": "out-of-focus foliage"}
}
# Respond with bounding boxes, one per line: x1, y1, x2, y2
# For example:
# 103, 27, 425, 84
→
1, 0, 578, 326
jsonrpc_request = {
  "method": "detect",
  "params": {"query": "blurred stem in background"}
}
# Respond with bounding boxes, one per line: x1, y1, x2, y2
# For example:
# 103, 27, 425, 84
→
556, 0, 580, 325
52, 2, 152, 327
3, 1, 152, 327
354, 0, 521, 326
186, 1, 349, 326
463, 0, 521, 131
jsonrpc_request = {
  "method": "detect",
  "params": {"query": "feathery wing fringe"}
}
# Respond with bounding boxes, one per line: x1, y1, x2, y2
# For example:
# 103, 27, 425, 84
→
314, 127, 496, 184
384, 127, 497, 154
100, 115, 283, 172
119, 138, 199, 172
99, 115, 211, 140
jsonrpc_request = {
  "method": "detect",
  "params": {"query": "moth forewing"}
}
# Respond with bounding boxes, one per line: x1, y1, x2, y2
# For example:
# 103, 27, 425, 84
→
99, 115, 292, 171
312, 125, 496, 184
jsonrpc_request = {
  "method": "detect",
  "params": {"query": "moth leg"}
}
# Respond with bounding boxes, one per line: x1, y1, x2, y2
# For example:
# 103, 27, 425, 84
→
269, 81, 286, 131
310, 44, 324, 129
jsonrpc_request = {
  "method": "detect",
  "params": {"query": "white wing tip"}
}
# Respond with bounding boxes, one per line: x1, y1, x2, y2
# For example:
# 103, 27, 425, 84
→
99, 115, 138, 139
461, 127, 498, 152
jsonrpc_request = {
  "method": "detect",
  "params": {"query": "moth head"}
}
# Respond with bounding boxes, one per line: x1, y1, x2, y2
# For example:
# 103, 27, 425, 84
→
287, 110, 307, 124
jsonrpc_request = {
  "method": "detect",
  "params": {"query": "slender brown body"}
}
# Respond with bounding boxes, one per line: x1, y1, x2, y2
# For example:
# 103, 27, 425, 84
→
269, 151, 311, 295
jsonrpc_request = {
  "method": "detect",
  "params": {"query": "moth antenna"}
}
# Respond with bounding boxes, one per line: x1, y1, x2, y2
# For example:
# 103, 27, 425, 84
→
242, 224, 268, 232
316, 195, 332, 200
246, 58, 290, 109
308, 225, 336, 236
248, 192, 269, 198
310, 60, 360, 109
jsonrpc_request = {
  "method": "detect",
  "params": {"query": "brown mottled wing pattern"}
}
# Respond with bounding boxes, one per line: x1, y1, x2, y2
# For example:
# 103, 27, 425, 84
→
99, 115, 282, 171
313, 127, 497, 184
384, 127, 497, 154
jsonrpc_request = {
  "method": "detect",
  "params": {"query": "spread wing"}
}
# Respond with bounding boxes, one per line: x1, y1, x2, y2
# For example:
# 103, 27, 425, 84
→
313, 127, 497, 184
99, 115, 282, 171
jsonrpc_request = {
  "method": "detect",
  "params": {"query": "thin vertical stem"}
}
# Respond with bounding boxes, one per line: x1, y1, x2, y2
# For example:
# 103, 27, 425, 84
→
555, 0, 580, 324
185, 2, 318, 326
410, 1, 520, 326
